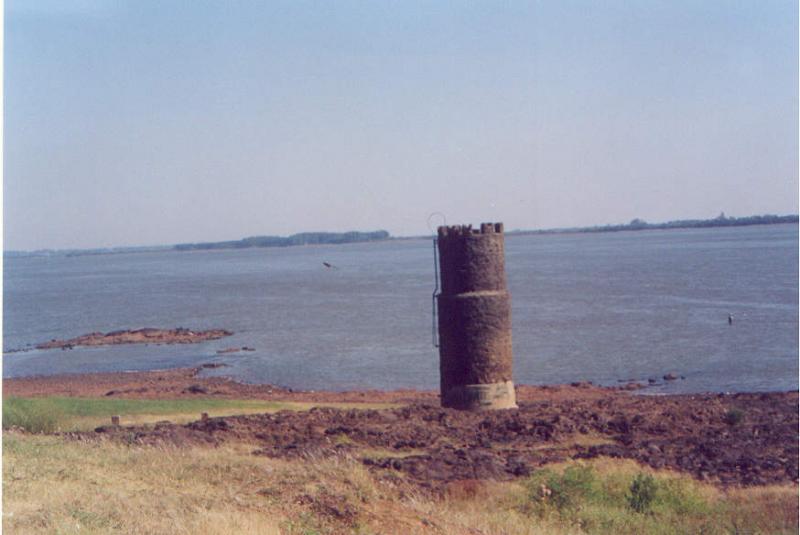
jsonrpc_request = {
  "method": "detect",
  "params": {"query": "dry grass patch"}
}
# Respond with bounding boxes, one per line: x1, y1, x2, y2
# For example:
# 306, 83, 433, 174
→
2, 433, 427, 534
4, 433, 285, 534
358, 447, 427, 460
532, 432, 616, 451
722, 485, 799, 534
3, 433, 797, 535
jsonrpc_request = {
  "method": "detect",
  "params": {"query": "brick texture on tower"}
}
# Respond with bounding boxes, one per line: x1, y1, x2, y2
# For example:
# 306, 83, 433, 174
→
436, 222, 517, 410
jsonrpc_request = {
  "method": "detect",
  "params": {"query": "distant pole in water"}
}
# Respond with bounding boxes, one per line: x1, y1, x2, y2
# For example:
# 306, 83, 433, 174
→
728, 314, 733, 325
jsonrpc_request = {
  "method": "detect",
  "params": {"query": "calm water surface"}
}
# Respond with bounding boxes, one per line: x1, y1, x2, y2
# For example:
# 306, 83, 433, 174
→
4, 224, 798, 393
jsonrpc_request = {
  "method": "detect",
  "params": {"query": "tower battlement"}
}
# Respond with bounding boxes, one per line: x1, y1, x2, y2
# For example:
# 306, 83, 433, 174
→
437, 222, 504, 239
436, 222, 507, 296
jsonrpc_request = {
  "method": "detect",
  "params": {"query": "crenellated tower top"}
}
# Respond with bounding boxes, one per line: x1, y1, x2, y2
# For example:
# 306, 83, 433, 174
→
437, 222, 504, 239
436, 222, 507, 296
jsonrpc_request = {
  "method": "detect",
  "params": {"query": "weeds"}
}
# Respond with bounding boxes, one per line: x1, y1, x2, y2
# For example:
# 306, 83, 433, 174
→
724, 408, 745, 426
627, 473, 657, 513
527, 464, 598, 513
521, 461, 732, 534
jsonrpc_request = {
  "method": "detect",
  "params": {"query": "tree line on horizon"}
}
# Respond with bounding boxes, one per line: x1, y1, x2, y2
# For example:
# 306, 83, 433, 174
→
6, 213, 797, 257
509, 213, 798, 236
174, 230, 391, 251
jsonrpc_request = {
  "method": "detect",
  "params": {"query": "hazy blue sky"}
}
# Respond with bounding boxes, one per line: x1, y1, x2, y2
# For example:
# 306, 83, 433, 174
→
5, 0, 798, 250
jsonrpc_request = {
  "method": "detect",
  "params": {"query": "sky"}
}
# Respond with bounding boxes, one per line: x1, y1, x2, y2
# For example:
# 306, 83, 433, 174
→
4, 0, 798, 250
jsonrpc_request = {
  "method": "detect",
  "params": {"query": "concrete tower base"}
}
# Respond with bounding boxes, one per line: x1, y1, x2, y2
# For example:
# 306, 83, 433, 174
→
441, 380, 517, 411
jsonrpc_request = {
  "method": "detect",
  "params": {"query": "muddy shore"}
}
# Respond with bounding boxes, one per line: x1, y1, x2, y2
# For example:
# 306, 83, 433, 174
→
4, 367, 797, 489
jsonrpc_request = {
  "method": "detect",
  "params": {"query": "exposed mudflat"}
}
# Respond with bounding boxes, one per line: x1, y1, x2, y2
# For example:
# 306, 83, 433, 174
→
33, 328, 232, 350
91, 390, 798, 489
3, 367, 439, 404
7, 368, 796, 489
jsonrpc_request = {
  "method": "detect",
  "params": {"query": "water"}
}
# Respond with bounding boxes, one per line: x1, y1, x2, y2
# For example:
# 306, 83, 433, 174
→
4, 224, 798, 394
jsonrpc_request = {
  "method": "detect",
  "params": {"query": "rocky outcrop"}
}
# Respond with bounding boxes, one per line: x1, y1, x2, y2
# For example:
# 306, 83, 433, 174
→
35, 328, 233, 350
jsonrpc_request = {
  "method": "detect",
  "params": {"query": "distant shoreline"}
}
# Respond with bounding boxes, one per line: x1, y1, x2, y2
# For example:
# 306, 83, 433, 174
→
5, 214, 797, 258
507, 213, 798, 237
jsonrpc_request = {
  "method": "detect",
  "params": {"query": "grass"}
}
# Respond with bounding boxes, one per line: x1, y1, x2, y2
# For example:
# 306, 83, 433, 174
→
519, 458, 797, 534
2, 396, 398, 433
359, 447, 427, 460
3, 433, 285, 534
3, 432, 797, 535
2, 398, 65, 434
532, 432, 616, 451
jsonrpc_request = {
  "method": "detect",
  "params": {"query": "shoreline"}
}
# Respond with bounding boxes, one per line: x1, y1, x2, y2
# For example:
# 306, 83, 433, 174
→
3, 366, 629, 403
5, 363, 796, 399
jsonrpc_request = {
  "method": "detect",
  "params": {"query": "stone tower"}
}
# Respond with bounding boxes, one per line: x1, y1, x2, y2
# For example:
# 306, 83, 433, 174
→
436, 222, 516, 410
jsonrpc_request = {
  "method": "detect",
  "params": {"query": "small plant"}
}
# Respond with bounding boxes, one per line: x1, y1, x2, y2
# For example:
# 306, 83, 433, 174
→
527, 464, 597, 514
627, 473, 658, 513
724, 408, 745, 426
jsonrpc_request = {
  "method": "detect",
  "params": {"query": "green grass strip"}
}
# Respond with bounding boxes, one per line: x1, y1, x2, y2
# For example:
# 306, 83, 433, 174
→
3, 396, 396, 433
